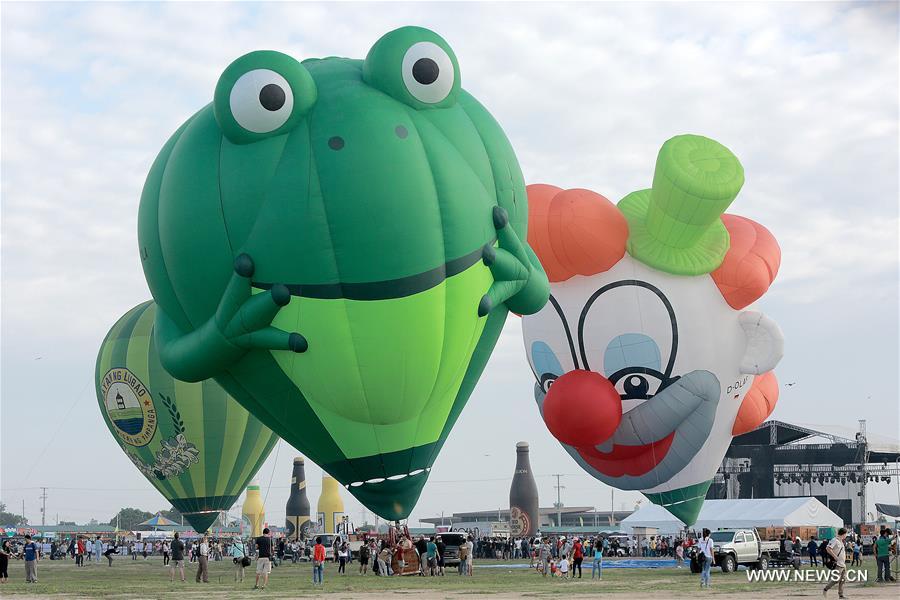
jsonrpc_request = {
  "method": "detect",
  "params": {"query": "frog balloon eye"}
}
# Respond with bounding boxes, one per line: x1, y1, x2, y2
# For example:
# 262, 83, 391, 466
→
214, 50, 317, 144
229, 69, 294, 133
401, 42, 455, 104
363, 26, 460, 108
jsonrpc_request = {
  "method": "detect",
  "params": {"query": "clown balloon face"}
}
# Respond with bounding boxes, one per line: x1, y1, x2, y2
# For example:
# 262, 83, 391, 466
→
522, 135, 784, 525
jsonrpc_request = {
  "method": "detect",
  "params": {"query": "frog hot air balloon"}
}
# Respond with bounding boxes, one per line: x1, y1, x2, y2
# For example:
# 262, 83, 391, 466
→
96, 302, 279, 532
522, 135, 784, 525
137, 26, 550, 520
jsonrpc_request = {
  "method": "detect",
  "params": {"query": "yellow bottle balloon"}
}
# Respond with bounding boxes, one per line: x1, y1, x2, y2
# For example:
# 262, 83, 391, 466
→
317, 475, 345, 534
242, 480, 266, 538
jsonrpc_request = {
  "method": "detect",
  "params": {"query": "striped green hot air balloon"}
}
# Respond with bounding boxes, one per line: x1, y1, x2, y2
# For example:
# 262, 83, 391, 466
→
95, 301, 279, 532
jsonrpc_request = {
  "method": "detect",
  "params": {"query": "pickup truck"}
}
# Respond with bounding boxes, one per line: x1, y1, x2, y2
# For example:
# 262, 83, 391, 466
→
436, 532, 467, 567
710, 529, 784, 572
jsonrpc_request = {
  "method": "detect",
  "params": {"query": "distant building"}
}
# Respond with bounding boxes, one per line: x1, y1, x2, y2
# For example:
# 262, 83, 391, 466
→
420, 506, 632, 535
709, 420, 900, 525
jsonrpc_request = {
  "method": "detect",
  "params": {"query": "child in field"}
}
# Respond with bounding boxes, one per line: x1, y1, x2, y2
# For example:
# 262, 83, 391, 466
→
549, 559, 558, 577
559, 556, 569, 578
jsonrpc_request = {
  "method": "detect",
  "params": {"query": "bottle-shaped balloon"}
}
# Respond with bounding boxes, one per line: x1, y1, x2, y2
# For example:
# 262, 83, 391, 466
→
242, 480, 265, 538
509, 442, 540, 537
317, 475, 344, 534
285, 457, 311, 541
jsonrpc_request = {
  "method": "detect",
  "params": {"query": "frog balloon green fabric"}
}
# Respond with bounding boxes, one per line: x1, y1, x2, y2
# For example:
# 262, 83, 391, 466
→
96, 302, 279, 533
136, 26, 550, 520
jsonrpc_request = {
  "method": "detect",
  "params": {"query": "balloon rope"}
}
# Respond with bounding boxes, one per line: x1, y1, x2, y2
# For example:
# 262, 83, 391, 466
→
20, 378, 91, 485
263, 439, 281, 506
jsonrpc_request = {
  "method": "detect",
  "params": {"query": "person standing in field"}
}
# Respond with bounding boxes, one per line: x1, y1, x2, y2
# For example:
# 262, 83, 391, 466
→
254, 528, 273, 590
823, 528, 848, 598
875, 528, 895, 582
808, 537, 819, 567
75, 536, 85, 567
337, 542, 348, 575
458, 539, 468, 575
697, 528, 715, 589
358, 540, 370, 575
22, 535, 39, 583
0, 539, 11, 583
851, 539, 861, 567
571, 537, 584, 578
231, 539, 247, 583
539, 538, 552, 577
312, 536, 326, 586
591, 537, 603, 579
169, 532, 186, 582
435, 536, 446, 576
195, 534, 209, 583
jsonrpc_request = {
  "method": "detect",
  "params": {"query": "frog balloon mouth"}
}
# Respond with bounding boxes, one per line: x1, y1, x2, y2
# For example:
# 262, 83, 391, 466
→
251, 244, 489, 301
535, 369, 720, 489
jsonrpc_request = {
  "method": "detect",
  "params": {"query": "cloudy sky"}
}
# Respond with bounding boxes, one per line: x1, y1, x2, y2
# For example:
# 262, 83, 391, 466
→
2, 2, 898, 528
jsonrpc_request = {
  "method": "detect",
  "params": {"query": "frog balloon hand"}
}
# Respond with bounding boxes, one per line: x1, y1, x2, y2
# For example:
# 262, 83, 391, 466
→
478, 206, 551, 318
156, 253, 307, 382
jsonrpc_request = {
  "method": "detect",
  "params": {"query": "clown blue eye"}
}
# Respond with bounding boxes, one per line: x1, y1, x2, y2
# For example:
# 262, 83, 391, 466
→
531, 341, 563, 393
603, 333, 661, 377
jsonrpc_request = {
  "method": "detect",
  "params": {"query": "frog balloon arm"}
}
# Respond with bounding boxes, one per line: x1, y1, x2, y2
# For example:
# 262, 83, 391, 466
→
155, 254, 307, 382
478, 206, 551, 317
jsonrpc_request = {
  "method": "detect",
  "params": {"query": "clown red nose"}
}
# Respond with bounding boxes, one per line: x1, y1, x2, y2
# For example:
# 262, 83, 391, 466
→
543, 370, 622, 448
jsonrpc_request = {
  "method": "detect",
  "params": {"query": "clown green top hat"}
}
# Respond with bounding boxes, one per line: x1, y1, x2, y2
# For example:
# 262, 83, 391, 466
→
618, 134, 744, 276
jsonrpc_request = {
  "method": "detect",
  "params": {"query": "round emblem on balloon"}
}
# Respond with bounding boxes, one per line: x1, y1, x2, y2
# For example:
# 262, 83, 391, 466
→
100, 367, 157, 447
509, 506, 530, 536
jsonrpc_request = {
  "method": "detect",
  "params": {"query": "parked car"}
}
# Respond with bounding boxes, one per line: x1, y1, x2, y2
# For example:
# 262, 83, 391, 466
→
710, 529, 784, 572
437, 532, 467, 566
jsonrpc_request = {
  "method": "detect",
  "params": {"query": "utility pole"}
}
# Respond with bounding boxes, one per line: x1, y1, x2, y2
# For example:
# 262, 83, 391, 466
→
22, 499, 26, 525
553, 474, 565, 528
611, 488, 615, 526
40, 487, 48, 526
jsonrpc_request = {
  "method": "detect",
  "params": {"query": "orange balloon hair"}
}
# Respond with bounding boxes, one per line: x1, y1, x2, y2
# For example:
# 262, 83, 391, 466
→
712, 215, 781, 309
526, 184, 628, 283
732, 371, 779, 436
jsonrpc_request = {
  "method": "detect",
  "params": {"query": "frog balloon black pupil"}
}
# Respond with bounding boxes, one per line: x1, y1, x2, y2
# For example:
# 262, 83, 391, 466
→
412, 58, 440, 85
259, 83, 286, 111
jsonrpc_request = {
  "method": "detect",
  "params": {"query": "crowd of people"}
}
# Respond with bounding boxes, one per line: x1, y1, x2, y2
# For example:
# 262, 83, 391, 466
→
0, 525, 895, 592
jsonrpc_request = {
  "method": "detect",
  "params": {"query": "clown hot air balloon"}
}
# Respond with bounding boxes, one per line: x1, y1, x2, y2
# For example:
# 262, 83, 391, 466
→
136, 26, 550, 520
522, 135, 784, 525
96, 302, 279, 532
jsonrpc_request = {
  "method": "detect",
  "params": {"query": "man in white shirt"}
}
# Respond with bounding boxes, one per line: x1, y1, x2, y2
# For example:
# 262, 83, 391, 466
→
195, 535, 209, 583
823, 528, 847, 599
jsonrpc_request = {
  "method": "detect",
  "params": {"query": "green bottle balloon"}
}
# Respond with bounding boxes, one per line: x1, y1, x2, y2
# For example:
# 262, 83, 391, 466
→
136, 26, 549, 520
95, 301, 279, 532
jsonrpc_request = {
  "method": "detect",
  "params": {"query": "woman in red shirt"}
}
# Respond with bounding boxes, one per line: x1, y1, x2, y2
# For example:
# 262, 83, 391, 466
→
572, 538, 584, 578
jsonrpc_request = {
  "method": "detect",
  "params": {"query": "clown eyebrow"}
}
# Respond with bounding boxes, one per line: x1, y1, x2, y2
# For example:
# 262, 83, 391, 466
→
576, 279, 679, 379
548, 294, 580, 370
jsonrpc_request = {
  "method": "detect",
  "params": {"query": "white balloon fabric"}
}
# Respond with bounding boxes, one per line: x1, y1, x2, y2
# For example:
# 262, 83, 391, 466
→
521, 135, 784, 525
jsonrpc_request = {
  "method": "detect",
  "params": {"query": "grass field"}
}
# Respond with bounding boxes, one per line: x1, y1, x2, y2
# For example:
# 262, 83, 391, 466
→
0, 556, 896, 598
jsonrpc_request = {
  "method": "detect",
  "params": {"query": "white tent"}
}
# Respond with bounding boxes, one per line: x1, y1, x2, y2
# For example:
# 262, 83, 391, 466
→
621, 497, 843, 534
